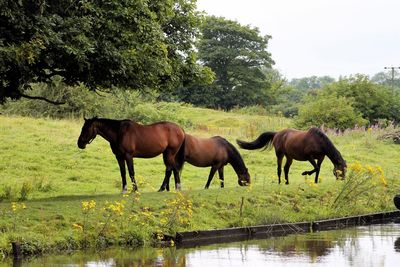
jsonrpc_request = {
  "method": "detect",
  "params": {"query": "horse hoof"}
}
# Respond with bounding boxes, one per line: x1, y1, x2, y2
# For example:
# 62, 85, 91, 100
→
302, 171, 307, 175
158, 188, 165, 192
175, 183, 181, 191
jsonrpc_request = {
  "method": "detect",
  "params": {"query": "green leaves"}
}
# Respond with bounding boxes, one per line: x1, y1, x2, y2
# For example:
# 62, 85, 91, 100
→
196, 16, 274, 110
0, 0, 206, 103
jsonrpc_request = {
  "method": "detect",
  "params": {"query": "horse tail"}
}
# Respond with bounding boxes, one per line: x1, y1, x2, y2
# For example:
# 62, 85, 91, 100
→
175, 135, 186, 172
236, 132, 276, 150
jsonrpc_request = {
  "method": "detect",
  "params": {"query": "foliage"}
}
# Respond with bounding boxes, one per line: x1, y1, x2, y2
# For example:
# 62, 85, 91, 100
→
179, 16, 274, 110
323, 75, 400, 123
372, 70, 400, 88
259, 72, 336, 118
289, 75, 335, 91
0, 0, 211, 104
332, 162, 387, 209
294, 93, 367, 130
0, 79, 192, 126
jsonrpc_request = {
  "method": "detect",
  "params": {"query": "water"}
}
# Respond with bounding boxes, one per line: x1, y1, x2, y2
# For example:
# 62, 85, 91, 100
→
4, 223, 400, 266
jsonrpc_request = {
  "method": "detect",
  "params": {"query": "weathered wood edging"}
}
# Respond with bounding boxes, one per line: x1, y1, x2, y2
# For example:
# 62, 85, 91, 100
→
173, 210, 400, 248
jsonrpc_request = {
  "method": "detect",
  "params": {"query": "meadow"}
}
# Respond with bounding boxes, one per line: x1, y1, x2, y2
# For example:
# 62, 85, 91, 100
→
0, 107, 399, 257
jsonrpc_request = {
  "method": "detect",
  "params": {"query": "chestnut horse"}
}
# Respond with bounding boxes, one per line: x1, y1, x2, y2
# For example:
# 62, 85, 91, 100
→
237, 127, 346, 184
77, 117, 185, 192
159, 134, 251, 190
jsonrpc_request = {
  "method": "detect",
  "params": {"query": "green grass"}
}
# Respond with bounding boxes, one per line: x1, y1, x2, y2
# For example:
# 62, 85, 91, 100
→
0, 108, 399, 257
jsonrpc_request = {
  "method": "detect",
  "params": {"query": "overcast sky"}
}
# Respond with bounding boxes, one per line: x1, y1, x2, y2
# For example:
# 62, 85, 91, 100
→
197, 0, 400, 79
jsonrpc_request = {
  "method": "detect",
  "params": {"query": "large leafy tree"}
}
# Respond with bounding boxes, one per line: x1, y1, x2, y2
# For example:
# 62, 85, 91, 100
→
195, 16, 274, 110
0, 0, 210, 104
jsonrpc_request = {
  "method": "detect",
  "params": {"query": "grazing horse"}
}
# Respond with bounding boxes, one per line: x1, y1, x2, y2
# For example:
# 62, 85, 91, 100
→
77, 117, 185, 192
159, 134, 251, 190
237, 127, 346, 184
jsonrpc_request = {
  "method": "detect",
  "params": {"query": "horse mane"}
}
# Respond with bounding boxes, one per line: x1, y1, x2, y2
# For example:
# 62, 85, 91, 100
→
93, 118, 130, 129
217, 137, 248, 175
311, 127, 345, 166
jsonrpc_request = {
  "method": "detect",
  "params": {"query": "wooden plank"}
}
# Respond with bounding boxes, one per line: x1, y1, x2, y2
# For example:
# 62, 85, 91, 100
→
174, 210, 400, 247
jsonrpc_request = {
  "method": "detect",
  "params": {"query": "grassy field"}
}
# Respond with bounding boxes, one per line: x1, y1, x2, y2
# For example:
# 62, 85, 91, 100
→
0, 108, 399, 257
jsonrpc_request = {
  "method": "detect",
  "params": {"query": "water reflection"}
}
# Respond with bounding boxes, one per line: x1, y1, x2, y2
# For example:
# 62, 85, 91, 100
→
3, 223, 400, 266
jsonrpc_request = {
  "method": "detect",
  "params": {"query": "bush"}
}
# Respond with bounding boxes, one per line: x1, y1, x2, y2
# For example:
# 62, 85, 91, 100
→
323, 75, 400, 123
294, 93, 367, 130
0, 78, 192, 127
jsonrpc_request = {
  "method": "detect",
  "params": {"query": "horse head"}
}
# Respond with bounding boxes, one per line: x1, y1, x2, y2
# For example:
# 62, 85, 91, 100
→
238, 168, 251, 186
333, 161, 347, 180
77, 117, 98, 149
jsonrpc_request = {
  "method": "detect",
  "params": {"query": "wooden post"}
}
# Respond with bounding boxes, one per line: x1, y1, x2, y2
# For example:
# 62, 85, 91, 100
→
239, 197, 244, 217
11, 241, 22, 259
394, 195, 400, 210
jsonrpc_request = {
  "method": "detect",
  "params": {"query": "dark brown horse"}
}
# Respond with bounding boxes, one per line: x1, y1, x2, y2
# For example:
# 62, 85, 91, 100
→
160, 134, 251, 190
77, 117, 185, 192
237, 127, 346, 184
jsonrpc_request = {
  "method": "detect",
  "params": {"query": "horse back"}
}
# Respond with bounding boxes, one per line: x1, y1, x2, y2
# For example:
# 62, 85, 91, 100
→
276, 128, 325, 160
119, 121, 185, 157
184, 135, 228, 167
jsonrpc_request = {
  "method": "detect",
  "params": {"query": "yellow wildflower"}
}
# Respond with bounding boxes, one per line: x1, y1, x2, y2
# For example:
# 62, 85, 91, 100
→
72, 223, 83, 231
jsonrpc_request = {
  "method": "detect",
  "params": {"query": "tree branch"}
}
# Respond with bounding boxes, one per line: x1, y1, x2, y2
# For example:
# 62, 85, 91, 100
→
19, 93, 66, 105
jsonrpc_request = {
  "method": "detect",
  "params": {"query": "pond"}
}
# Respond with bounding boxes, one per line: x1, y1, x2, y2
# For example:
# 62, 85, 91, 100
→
4, 223, 400, 266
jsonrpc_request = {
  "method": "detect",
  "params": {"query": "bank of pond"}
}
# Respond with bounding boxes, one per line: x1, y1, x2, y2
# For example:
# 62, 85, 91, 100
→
4, 222, 400, 267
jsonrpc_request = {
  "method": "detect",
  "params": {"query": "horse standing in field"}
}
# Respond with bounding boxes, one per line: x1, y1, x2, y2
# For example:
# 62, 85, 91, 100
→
77, 117, 185, 192
159, 134, 251, 190
237, 127, 346, 184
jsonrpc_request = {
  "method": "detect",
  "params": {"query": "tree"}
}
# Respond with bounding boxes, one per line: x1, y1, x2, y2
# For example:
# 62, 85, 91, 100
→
324, 75, 400, 123
371, 71, 400, 89
0, 0, 211, 104
195, 16, 274, 110
289, 76, 335, 91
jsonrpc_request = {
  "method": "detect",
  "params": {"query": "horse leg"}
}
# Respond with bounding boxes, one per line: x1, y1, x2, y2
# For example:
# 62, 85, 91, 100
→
116, 156, 128, 193
276, 153, 284, 184
172, 168, 181, 190
162, 151, 182, 191
302, 158, 318, 176
158, 169, 172, 192
205, 166, 218, 189
125, 156, 137, 191
284, 157, 293, 185
218, 167, 224, 188
314, 157, 325, 183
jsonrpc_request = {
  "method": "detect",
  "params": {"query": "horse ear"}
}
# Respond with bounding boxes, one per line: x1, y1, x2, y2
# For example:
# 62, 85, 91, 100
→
84, 117, 87, 121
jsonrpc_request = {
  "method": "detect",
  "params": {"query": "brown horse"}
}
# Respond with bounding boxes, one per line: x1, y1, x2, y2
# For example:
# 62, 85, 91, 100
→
237, 127, 346, 184
159, 134, 251, 190
77, 117, 185, 192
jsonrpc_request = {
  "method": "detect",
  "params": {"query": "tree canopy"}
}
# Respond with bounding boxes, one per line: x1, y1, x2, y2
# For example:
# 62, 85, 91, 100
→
192, 16, 274, 110
0, 0, 211, 104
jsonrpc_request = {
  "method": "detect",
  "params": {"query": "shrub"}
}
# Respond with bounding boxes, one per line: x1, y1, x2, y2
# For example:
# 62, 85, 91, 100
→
294, 93, 367, 130
0, 79, 192, 126
323, 75, 400, 123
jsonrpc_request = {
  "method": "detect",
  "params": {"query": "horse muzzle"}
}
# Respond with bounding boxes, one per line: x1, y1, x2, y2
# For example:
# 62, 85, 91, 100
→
238, 180, 249, 186
77, 141, 86, 149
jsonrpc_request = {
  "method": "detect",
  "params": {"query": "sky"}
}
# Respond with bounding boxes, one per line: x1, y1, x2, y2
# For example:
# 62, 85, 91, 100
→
196, 0, 400, 79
